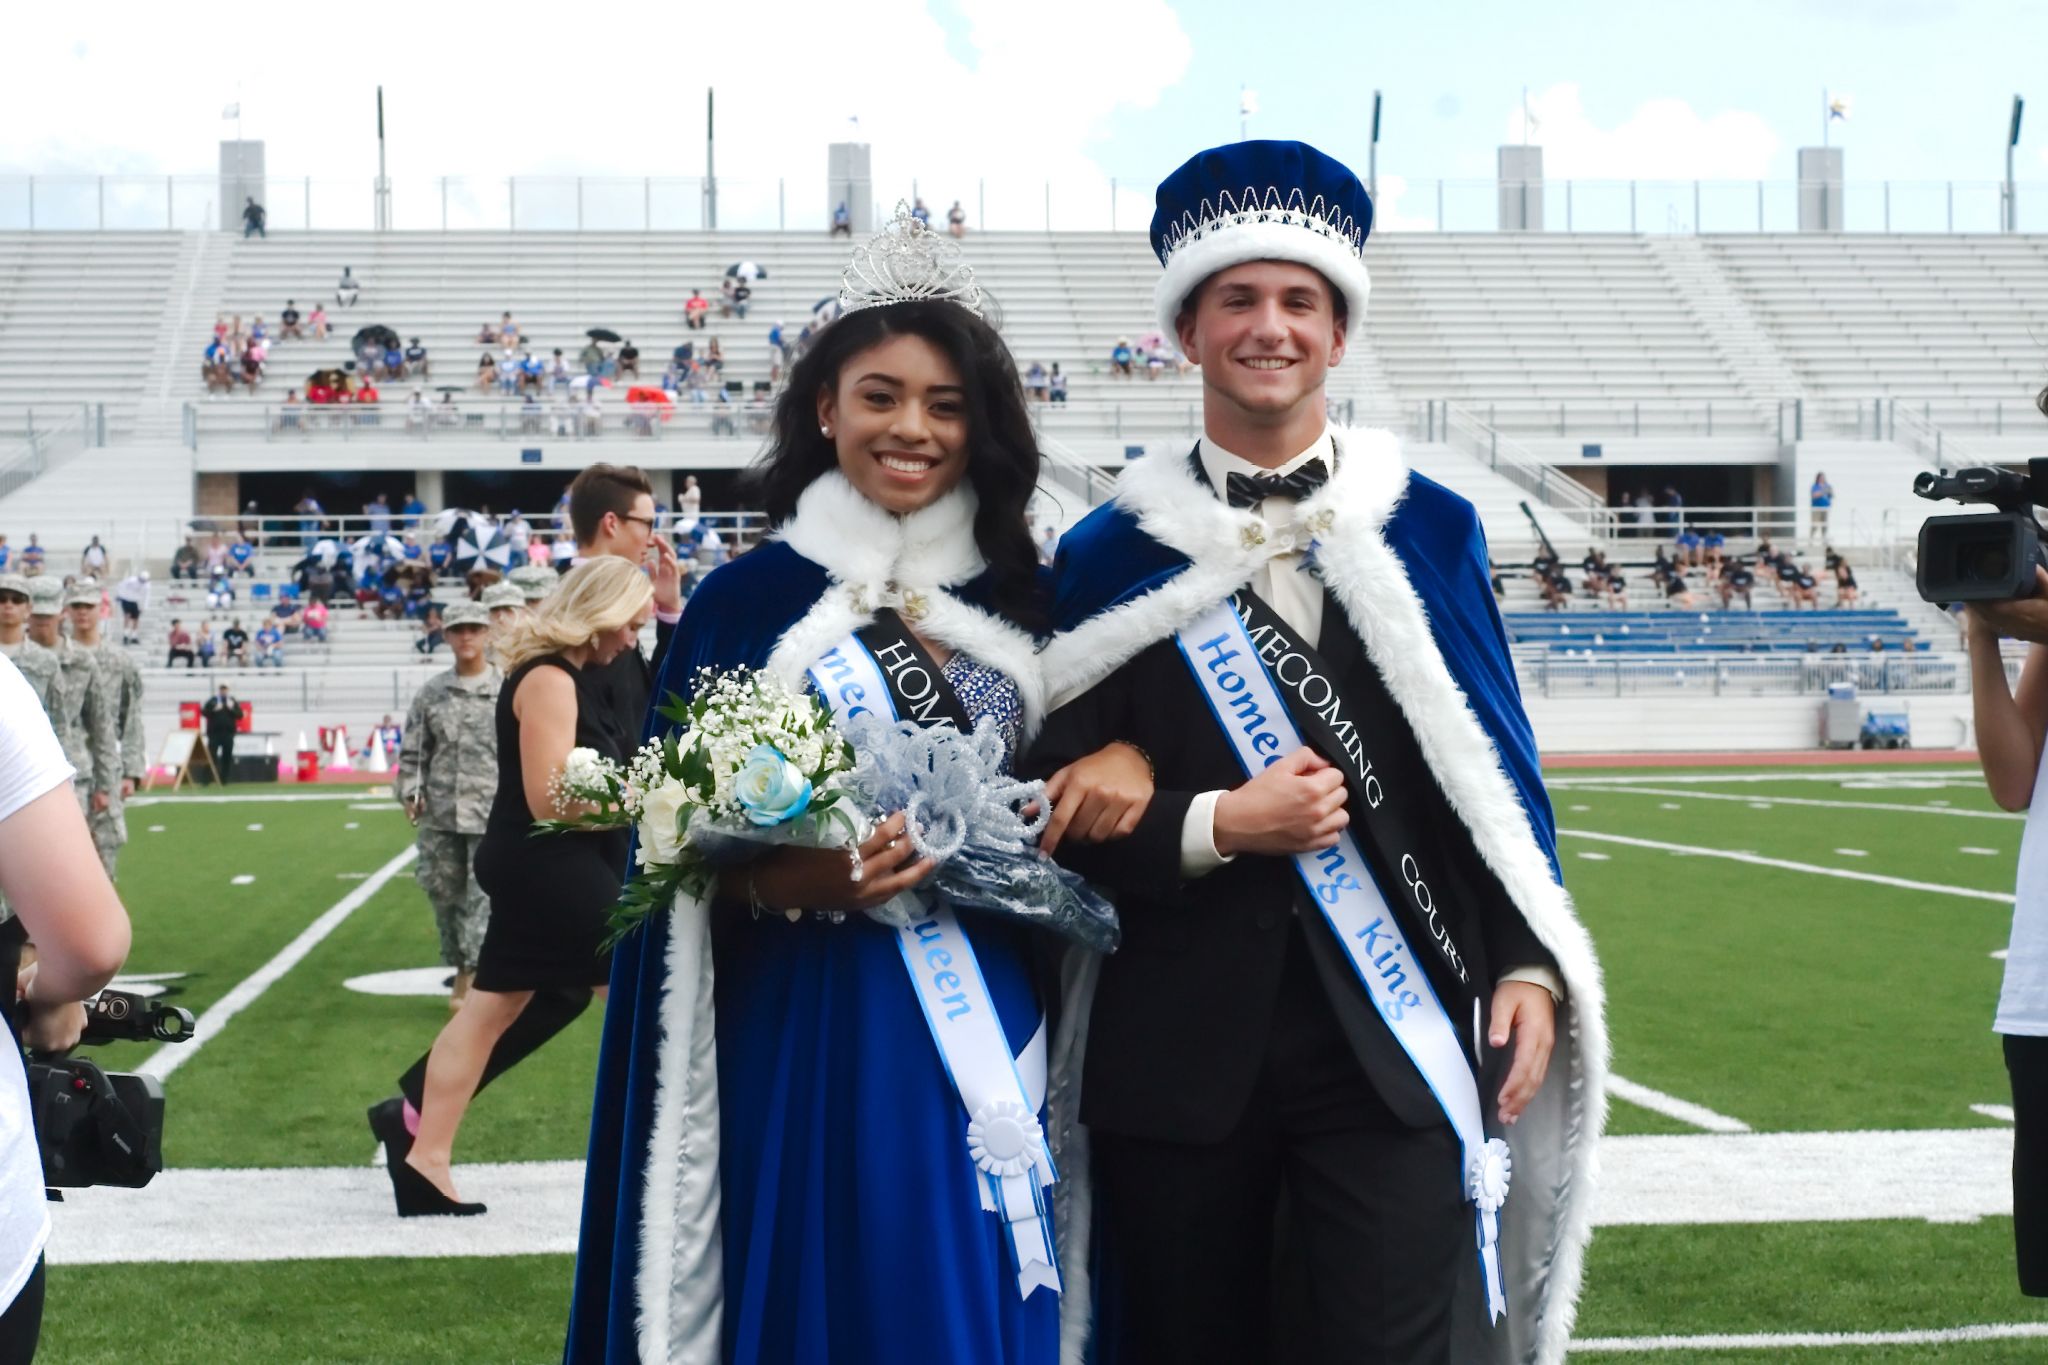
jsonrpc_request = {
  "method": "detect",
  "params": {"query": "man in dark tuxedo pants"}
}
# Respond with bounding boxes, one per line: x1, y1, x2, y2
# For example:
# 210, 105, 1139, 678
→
1031, 142, 1607, 1365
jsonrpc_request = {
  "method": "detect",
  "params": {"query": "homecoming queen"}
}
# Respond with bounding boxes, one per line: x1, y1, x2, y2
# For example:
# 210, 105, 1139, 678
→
567, 206, 1149, 1365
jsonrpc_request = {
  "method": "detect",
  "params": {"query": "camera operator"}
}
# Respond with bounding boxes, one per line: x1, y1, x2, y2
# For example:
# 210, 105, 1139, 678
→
0, 654, 133, 1361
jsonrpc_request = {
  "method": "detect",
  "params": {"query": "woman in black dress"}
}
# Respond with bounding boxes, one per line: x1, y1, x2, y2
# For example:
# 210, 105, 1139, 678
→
391, 555, 653, 1215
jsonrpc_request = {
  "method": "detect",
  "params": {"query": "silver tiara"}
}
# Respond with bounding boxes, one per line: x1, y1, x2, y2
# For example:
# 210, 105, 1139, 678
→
1155, 186, 1366, 267
838, 202, 985, 318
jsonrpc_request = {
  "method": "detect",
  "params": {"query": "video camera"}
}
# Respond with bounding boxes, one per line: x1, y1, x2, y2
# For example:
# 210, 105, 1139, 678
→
28, 988, 194, 1189
1913, 458, 2048, 603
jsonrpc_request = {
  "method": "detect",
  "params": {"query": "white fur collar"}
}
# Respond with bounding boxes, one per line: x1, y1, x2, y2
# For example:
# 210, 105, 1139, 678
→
764, 471, 1046, 738
1039, 425, 1408, 706
774, 470, 985, 591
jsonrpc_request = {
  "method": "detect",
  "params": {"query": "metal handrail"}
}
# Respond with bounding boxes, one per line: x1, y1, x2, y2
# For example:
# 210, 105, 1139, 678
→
1439, 402, 1610, 530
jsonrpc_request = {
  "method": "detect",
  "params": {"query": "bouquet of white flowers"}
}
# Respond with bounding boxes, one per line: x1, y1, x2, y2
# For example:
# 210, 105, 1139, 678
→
543, 666, 1117, 951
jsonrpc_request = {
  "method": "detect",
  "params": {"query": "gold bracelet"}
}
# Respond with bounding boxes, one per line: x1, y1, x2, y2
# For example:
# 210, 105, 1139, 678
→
1115, 739, 1155, 781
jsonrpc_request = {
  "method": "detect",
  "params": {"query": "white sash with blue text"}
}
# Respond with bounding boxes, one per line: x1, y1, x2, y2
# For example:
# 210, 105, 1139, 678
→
1173, 600, 1512, 1323
807, 633, 1062, 1300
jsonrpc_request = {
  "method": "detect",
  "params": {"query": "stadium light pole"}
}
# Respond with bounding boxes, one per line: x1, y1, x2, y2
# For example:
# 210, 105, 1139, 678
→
374, 86, 391, 232
1369, 91, 1382, 201
705, 88, 718, 231
2006, 95, 2024, 233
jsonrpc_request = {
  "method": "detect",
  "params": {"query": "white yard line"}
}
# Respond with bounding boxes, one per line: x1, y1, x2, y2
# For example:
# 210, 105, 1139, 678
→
1549, 770, 1984, 788
1972, 1103, 2017, 1123
1556, 829, 2016, 904
1552, 783, 2022, 821
126, 792, 380, 807
46, 1128, 2019, 1265
1571, 1323, 2048, 1353
1607, 1075, 1751, 1133
135, 847, 418, 1082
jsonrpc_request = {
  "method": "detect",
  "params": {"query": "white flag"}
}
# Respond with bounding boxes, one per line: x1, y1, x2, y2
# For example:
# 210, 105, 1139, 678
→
1239, 87, 1259, 117
222, 103, 240, 119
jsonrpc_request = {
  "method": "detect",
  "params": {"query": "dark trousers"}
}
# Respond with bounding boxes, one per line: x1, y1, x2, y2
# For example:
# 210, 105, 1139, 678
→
207, 736, 234, 784
398, 986, 593, 1112
1090, 921, 1467, 1365
0, 1257, 45, 1364
2006, 1034, 2048, 1295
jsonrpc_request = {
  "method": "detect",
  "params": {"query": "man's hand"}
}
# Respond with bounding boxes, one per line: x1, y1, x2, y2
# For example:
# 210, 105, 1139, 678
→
1489, 980, 1556, 1125
21, 997, 87, 1054
1213, 746, 1346, 857
1967, 569, 2048, 646
404, 795, 424, 826
1040, 742, 1155, 854
119, 778, 136, 801
90, 791, 110, 815
646, 535, 684, 615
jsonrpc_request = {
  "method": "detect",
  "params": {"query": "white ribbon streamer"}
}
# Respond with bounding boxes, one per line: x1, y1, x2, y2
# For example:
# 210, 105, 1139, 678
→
1173, 599, 1510, 1323
809, 633, 1062, 1300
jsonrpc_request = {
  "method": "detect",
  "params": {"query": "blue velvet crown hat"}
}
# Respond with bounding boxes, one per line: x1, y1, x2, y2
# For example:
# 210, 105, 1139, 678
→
1150, 139, 1375, 346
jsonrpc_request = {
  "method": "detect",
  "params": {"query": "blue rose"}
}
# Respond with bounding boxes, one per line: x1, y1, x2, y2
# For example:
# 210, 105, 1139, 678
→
734, 744, 814, 826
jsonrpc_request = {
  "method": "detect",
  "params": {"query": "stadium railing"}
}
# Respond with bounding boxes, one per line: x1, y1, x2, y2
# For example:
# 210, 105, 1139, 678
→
1517, 652, 1979, 699
6, 174, 2045, 235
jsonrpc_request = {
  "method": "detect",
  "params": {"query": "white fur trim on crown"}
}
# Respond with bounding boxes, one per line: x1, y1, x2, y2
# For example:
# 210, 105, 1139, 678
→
1154, 219, 1372, 349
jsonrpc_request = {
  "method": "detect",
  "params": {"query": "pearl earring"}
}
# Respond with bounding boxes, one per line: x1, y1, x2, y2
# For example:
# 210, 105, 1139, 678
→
820, 425, 831, 438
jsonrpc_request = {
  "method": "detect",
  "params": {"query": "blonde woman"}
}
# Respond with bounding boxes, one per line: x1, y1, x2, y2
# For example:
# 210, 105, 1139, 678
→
378, 556, 653, 1216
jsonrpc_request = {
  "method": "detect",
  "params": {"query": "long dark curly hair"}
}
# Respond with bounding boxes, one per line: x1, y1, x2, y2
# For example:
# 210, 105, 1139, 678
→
753, 301, 1044, 630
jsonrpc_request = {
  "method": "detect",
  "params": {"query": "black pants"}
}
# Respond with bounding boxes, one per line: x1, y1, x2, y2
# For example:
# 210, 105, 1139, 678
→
0, 1257, 45, 1364
207, 736, 234, 784
398, 986, 593, 1112
1090, 923, 1466, 1365
2006, 1034, 2048, 1295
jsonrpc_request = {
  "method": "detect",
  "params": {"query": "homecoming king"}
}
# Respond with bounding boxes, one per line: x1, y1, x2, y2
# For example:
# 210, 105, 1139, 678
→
1032, 141, 1607, 1364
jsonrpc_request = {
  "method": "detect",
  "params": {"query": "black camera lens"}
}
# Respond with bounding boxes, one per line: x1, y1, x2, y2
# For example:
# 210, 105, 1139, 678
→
1962, 542, 2013, 583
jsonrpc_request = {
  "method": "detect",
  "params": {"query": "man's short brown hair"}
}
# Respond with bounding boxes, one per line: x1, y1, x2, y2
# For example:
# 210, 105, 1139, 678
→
1175, 265, 1349, 337
568, 463, 655, 544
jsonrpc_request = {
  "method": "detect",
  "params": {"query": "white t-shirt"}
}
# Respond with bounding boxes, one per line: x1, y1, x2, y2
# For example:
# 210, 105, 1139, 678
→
0, 655, 75, 1307
2001, 748, 2048, 1034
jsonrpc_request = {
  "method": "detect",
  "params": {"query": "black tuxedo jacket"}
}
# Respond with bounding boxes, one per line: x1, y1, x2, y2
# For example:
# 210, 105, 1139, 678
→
1028, 596, 1555, 1144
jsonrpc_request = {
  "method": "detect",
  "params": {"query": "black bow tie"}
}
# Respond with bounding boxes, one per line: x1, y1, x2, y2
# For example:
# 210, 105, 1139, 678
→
1224, 460, 1329, 510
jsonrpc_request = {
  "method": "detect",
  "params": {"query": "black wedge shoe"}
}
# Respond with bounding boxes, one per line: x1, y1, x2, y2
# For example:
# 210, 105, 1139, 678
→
387, 1155, 487, 1218
366, 1096, 412, 1171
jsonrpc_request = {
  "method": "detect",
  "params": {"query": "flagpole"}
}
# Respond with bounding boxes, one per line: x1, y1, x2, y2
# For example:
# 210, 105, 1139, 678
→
1822, 87, 1828, 149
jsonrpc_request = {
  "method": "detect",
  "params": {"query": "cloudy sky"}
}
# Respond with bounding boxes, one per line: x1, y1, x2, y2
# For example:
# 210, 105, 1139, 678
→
1, 0, 2041, 232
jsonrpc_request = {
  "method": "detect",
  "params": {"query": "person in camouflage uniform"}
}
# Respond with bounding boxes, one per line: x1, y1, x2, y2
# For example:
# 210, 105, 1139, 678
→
480, 580, 525, 635
68, 584, 146, 879
27, 579, 118, 824
397, 600, 500, 1011
508, 564, 558, 605
0, 573, 56, 708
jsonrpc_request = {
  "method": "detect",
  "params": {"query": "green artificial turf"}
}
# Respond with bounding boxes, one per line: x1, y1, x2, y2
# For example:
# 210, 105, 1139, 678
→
37, 767, 2048, 1360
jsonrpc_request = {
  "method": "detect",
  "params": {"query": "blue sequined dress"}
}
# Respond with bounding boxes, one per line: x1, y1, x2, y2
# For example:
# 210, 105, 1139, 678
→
713, 652, 1059, 1365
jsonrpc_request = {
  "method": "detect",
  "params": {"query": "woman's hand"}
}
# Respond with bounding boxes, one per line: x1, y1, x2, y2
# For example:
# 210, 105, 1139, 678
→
1039, 741, 1155, 855
746, 812, 937, 915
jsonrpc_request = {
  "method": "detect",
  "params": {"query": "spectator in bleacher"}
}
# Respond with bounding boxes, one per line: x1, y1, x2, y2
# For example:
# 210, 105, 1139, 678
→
1719, 558, 1756, 611
617, 340, 640, 380
703, 337, 724, 375
518, 351, 544, 395
279, 301, 303, 340
336, 266, 360, 308
436, 393, 461, 428
228, 535, 256, 576
293, 490, 327, 539
170, 541, 201, 581
730, 280, 751, 320
366, 493, 393, 537
276, 389, 304, 433
831, 200, 851, 236
79, 537, 107, 580
474, 351, 497, 394
406, 389, 430, 432
910, 197, 932, 227
1810, 472, 1834, 540
684, 290, 710, 330
203, 348, 235, 398
1788, 562, 1819, 609
1024, 361, 1048, 400
1834, 560, 1860, 607
354, 377, 381, 425
381, 340, 404, 380
302, 598, 330, 643
0, 536, 10, 571
166, 619, 196, 668
206, 566, 236, 610
1038, 523, 1057, 568
240, 343, 265, 389
113, 570, 147, 646
201, 535, 228, 577
677, 475, 702, 524
309, 302, 330, 339
254, 620, 284, 667
579, 386, 604, 436
19, 538, 42, 577
479, 313, 510, 345
195, 622, 215, 668
576, 339, 606, 379
1662, 484, 1684, 530
947, 200, 967, 237
543, 349, 569, 392
415, 603, 445, 657
242, 196, 266, 238
403, 337, 429, 379
684, 361, 711, 406
221, 618, 249, 666
1048, 362, 1068, 403
1110, 336, 1135, 377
